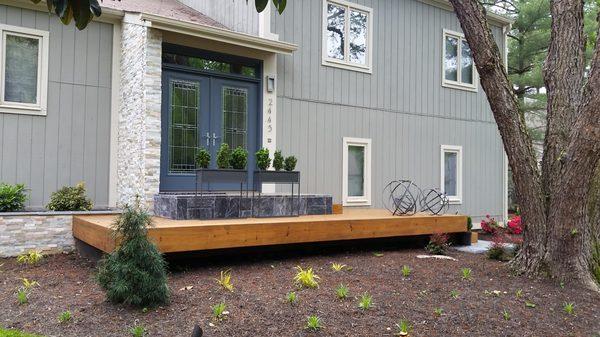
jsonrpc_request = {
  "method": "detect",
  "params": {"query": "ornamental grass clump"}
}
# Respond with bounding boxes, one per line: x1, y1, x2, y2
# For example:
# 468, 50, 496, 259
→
293, 266, 320, 288
46, 182, 93, 211
96, 203, 170, 308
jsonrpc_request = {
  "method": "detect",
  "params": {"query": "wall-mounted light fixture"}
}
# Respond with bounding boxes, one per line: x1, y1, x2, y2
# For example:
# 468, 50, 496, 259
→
266, 75, 275, 92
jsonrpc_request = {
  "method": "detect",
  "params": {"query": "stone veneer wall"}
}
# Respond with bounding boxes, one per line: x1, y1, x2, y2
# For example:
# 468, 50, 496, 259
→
0, 215, 73, 257
117, 14, 162, 211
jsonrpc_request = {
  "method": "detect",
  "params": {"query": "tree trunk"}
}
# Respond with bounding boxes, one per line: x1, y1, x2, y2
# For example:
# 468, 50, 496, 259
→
447, 0, 600, 290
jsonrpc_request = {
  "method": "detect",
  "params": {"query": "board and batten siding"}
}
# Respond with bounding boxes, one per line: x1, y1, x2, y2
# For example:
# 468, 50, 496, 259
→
0, 5, 113, 209
272, 0, 507, 219
178, 0, 260, 35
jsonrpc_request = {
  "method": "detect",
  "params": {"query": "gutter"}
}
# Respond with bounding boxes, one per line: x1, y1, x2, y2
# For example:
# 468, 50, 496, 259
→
419, 0, 514, 26
139, 13, 298, 55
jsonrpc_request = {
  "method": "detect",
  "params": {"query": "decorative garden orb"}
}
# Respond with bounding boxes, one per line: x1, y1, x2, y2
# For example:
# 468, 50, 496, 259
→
383, 180, 421, 216
419, 188, 449, 215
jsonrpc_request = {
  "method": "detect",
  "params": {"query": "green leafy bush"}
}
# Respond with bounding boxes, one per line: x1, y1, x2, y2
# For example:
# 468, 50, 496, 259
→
255, 148, 271, 170
216, 143, 231, 169
425, 233, 449, 255
467, 216, 473, 231
273, 150, 284, 171
0, 183, 27, 212
96, 203, 170, 308
46, 182, 93, 211
284, 156, 297, 171
230, 146, 248, 170
195, 148, 211, 169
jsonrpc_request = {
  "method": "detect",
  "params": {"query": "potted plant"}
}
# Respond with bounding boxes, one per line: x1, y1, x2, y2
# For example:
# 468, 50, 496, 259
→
255, 148, 271, 170
273, 150, 284, 171
284, 155, 297, 171
195, 147, 211, 169
216, 143, 231, 169
230, 146, 248, 170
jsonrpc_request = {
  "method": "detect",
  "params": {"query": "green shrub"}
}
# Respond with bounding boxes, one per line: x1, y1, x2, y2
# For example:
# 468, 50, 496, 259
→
0, 183, 27, 212
229, 146, 248, 170
467, 216, 473, 231
96, 203, 170, 308
46, 182, 93, 211
195, 148, 211, 169
425, 233, 449, 255
0, 328, 44, 337
284, 156, 297, 171
255, 148, 271, 170
216, 143, 231, 169
273, 150, 284, 171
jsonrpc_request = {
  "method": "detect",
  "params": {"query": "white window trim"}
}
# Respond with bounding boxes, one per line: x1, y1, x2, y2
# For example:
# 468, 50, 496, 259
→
322, 0, 373, 74
0, 24, 49, 116
342, 137, 372, 206
441, 29, 477, 92
440, 144, 463, 205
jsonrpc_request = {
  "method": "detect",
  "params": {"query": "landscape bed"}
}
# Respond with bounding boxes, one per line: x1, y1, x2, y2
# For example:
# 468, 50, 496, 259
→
0, 247, 598, 337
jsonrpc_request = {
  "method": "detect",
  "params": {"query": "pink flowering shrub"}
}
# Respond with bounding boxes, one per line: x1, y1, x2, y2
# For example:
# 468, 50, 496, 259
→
480, 215, 500, 234
507, 215, 523, 235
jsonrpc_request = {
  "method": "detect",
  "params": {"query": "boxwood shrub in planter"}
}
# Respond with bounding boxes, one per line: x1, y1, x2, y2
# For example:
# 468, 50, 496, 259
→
256, 148, 271, 170
273, 150, 284, 171
284, 156, 297, 171
230, 146, 248, 170
216, 143, 231, 169
0, 183, 28, 212
46, 182, 93, 211
195, 147, 211, 169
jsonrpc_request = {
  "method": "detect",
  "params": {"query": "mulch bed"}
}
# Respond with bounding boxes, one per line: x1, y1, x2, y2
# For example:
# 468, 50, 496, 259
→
1, 246, 599, 337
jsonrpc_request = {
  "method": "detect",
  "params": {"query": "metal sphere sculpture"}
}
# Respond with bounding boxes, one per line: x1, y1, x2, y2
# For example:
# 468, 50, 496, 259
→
419, 188, 449, 215
382, 180, 422, 215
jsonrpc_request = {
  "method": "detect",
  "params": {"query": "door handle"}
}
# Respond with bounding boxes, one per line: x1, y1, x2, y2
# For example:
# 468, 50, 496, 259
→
212, 133, 220, 146
204, 132, 210, 146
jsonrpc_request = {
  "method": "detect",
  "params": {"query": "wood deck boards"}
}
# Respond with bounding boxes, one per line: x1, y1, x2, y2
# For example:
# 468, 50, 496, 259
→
72, 209, 467, 253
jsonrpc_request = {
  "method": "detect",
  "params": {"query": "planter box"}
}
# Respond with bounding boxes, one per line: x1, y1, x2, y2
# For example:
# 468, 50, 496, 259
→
254, 170, 300, 184
196, 168, 248, 184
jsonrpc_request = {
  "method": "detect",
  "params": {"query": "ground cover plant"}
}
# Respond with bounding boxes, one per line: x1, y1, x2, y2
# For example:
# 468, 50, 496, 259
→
46, 182, 93, 211
1, 247, 599, 336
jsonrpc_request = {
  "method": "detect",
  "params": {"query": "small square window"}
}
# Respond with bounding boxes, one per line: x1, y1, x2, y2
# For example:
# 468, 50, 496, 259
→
442, 29, 477, 91
441, 145, 463, 204
343, 137, 371, 206
323, 0, 372, 73
0, 24, 49, 116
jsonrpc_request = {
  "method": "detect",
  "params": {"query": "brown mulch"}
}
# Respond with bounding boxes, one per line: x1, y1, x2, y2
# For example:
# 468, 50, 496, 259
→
1, 247, 599, 337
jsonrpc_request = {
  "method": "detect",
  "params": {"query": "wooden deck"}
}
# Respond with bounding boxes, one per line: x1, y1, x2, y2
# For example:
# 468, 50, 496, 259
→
72, 209, 467, 253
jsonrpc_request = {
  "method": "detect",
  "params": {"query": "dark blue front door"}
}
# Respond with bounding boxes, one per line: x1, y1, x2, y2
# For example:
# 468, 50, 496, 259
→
160, 70, 259, 192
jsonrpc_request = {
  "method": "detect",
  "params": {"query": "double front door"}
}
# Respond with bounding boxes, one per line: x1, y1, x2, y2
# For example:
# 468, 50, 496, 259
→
160, 70, 259, 191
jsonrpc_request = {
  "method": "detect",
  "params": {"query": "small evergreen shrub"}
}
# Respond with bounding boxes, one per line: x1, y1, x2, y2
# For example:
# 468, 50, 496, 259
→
255, 148, 271, 170
216, 143, 231, 169
195, 148, 211, 169
273, 150, 284, 171
0, 183, 27, 212
284, 156, 297, 171
46, 182, 93, 211
96, 203, 170, 308
467, 216, 473, 231
229, 146, 248, 170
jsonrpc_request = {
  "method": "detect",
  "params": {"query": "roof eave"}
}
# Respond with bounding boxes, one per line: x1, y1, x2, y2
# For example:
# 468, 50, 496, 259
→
419, 0, 514, 26
140, 13, 298, 55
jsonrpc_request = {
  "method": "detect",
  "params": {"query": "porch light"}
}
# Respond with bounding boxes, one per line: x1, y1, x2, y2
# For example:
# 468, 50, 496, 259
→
266, 75, 275, 92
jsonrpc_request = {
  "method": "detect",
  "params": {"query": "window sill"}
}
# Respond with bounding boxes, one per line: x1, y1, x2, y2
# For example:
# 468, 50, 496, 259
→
322, 59, 372, 74
343, 198, 372, 207
0, 104, 46, 116
441, 81, 477, 93
447, 198, 462, 205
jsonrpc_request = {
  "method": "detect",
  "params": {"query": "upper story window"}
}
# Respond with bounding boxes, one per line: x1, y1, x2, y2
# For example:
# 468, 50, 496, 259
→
0, 24, 49, 116
442, 29, 477, 91
322, 0, 372, 73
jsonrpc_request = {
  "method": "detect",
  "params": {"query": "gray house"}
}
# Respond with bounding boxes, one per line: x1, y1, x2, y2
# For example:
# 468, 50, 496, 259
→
0, 0, 510, 224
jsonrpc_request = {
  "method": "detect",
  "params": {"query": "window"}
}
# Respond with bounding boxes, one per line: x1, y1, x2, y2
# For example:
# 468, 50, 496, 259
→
343, 137, 371, 206
0, 24, 49, 115
169, 80, 199, 173
163, 52, 258, 78
440, 145, 463, 204
322, 0, 372, 73
442, 29, 476, 91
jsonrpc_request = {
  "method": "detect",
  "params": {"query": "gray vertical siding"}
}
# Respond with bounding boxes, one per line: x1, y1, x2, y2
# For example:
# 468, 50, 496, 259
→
273, 0, 507, 219
0, 5, 112, 209
179, 0, 260, 35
